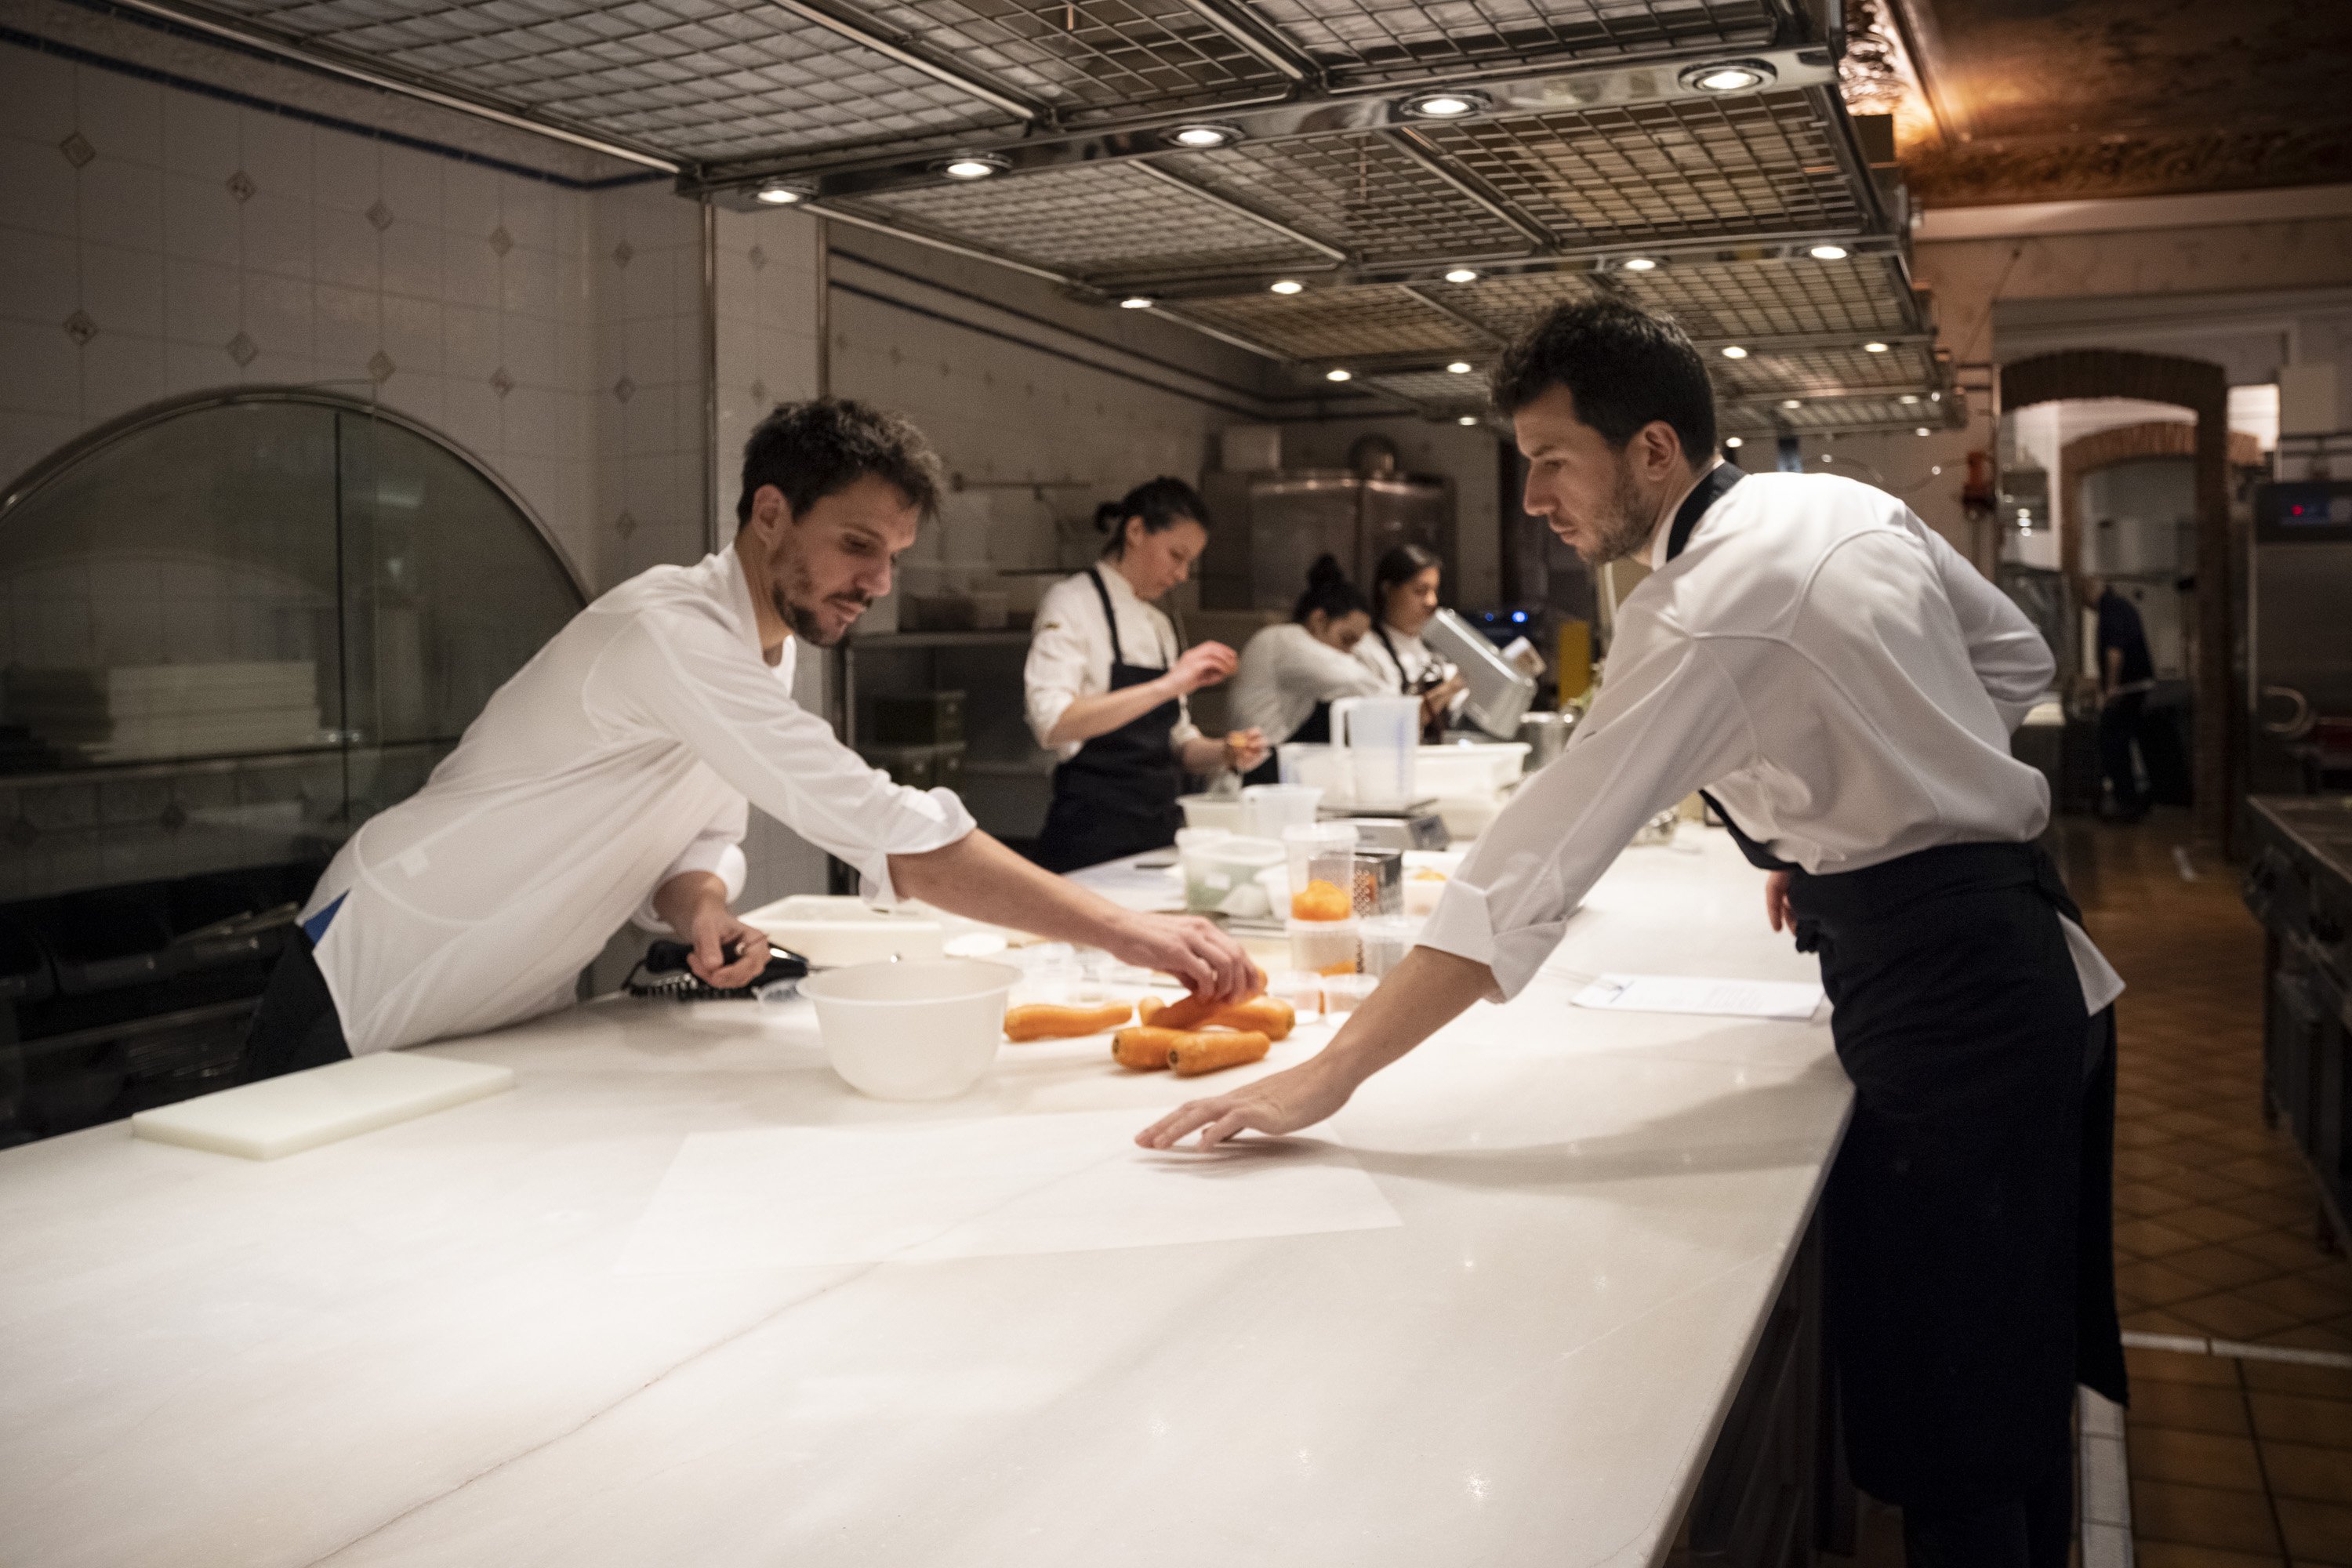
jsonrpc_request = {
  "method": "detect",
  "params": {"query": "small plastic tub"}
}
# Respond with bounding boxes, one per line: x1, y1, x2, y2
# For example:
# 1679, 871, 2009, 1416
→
1242, 783, 1323, 840
1181, 834, 1284, 917
1178, 793, 1247, 833
1287, 916, 1359, 977
1282, 821, 1357, 901
1263, 967, 1326, 1018
1323, 974, 1378, 1014
1359, 915, 1418, 978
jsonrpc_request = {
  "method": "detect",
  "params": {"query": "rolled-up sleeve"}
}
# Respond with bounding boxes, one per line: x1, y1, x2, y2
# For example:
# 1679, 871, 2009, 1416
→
1913, 510, 2054, 729
631, 794, 750, 931
598, 614, 974, 904
1417, 630, 1757, 999
1024, 587, 1095, 762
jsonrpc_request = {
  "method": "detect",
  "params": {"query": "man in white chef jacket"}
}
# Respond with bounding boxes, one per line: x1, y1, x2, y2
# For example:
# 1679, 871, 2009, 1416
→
1144, 303, 2127, 1566
238, 398, 1257, 1076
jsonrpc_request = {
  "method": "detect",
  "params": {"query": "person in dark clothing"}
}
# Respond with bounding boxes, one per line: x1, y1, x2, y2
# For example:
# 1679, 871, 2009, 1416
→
2087, 572, 2155, 822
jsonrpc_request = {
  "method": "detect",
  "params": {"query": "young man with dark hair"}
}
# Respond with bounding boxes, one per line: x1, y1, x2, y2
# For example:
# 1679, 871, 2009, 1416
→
239, 398, 1257, 1076
1144, 302, 2126, 1566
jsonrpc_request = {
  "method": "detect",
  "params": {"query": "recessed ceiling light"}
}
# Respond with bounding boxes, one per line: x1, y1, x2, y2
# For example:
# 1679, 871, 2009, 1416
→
1929, 391, 1942, 401
1326, 368, 1352, 383
1864, 341, 1889, 352
1898, 394, 1921, 405
753, 180, 808, 205
937, 154, 1008, 181
1930, 464, 1942, 475
1118, 296, 1154, 310
1782, 398, 1802, 408
1457, 415, 1478, 426
1269, 279, 1304, 295
1680, 60, 1774, 93
1916, 426, 1933, 436
1720, 345, 1748, 359
1166, 123, 1240, 150
1443, 267, 1479, 283
1446, 361, 1472, 374
1724, 436, 1744, 448
1807, 244, 1849, 260
1402, 89, 1489, 120
2016, 508, 2031, 519
1621, 256, 1657, 271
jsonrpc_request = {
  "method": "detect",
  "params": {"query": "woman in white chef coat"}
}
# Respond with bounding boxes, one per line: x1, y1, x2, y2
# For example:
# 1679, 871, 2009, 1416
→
231, 403, 1259, 1080
1355, 543, 1467, 740
1229, 554, 1387, 786
1025, 478, 1266, 873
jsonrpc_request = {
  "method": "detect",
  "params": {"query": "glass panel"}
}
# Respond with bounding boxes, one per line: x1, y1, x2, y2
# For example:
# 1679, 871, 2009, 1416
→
335, 408, 585, 829
0, 401, 346, 903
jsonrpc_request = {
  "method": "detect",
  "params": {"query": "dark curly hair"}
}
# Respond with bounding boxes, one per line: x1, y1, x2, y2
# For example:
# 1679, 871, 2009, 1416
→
1094, 476, 1208, 558
735, 397, 945, 527
1488, 298, 1716, 463
1292, 554, 1369, 624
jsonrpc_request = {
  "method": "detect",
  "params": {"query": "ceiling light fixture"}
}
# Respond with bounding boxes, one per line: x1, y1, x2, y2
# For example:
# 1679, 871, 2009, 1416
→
1782, 398, 1802, 408
1724, 436, 1744, 448
1443, 267, 1479, 284
1679, 60, 1775, 93
1621, 256, 1657, 271
1457, 416, 1479, 426
1446, 361, 1472, 374
1863, 341, 1889, 353
753, 180, 809, 205
1897, 394, 1920, 405
937, 154, 1009, 181
1326, 368, 1352, 383
1402, 89, 1490, 120
1269, 279, 1304, 295
1165, 123, 1240, 150
1916, 426, 1932, 437
1807, 244, 1849, 260
1720, 345, 1748, 359
1118, 296, 1153, 310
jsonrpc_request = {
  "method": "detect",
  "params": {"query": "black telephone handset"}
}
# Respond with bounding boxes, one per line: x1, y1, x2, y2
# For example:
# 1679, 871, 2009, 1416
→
623, 938, 809, 1000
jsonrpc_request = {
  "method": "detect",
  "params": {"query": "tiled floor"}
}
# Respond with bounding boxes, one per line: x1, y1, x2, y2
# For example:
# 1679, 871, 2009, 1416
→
2059, 811, 2352, 1566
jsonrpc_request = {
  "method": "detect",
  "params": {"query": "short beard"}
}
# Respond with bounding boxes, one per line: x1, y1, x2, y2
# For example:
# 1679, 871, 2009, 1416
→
771, 582, 866, 648
1577, 454, 1662, 568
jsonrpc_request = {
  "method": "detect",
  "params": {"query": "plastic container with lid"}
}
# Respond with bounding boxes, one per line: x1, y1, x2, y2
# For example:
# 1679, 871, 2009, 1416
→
1281, 821, 1357, 902
1287, 916, 1359, 976
1359, 915, 1418, 978
1322, 973, 1379, 1014
1241, 783, 1322, 840
1181, 833, 1284, 918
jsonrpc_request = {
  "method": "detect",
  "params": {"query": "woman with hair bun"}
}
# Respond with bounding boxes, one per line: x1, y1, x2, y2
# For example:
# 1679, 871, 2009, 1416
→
1024, 477, 1269, 871
1356, 542, 1468, 739
1229, 554, 1388, 786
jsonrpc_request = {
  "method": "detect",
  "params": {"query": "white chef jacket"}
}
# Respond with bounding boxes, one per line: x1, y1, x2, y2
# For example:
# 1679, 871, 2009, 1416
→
1354, 621, 1447, 693
1418, 470, 2124, 1012
299, 546, 975, 1055
1230, 622, 1388, 744
1024, 565, 1203, 763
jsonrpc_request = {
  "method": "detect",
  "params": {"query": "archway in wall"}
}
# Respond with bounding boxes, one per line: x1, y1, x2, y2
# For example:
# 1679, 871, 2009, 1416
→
1998, 350, 2235, 851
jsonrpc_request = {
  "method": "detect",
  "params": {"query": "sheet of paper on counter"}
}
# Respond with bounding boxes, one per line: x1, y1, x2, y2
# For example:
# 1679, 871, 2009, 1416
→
615, 1108, 1400, 1275
1572, 974, 1826, 1022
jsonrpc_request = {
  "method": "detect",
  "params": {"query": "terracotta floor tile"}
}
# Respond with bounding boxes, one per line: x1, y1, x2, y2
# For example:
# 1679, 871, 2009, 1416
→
2124, 1148, 2200, 1181
2126, 1258, 2235, 1308
2238, 1228, 2347, 1274
2130, 1308, 2221, 1337
2226, 1190, 2323, 1229
2236, 1272, 2352, 1327
2251, 1391, 2352, 1448
2168, 1205, 2288, 1247
2132, 1479, 2288, 1554
2172, 1243, 2294, 1293
2243, 1359, 2352, 1400
2122, 1122, 2189, 1152
2135, 1377, 2256, 1436
2265, 1440, 2352, 1507
2278, 1497, 2352, 1565
2124, 1217, 2227, 1259
2175, 1292, 2304, 1341
2129, 1425, 2267, 1490
2131, 1346, 2248, 1388
2161, 1171, 2260, 1207
2132, 1546, 2282, 1568
2262, 1323, 2352, 1355
2216, 1154, 2322, 1193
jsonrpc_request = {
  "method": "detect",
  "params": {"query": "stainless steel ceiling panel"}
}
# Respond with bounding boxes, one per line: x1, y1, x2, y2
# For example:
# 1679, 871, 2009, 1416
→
1620, 253, 1920, 337
1718, 394, 1960, 435
844, 162, 1330, 276
858, 0, 1291, 115
1244, 0, 1773, 84
1160, 133, 1536, 263
1180, 285, 1478, 358
1363, 365, 1488, 407
1415, 267, 1602, 338
1713, 340, 1937, 398
198, 0, 1016, 158
1417, 90, 1860, 245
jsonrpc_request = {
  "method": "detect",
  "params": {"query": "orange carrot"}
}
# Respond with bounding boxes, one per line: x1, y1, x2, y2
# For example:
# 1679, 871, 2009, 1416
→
1145, 982, 1265, 1033
1140, 994, 1292, 1042
1167, 1029, 1272, 1076
1003, 1001, 1134, 1042
1112, 1028, 1174, 1072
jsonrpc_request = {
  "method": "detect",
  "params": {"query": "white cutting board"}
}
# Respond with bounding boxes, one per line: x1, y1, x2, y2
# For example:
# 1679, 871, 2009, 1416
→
129, 1053, 514, 1160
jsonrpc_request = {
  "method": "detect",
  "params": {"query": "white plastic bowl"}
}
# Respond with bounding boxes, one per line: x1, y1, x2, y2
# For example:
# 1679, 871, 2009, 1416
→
801, 958, 1020, 1101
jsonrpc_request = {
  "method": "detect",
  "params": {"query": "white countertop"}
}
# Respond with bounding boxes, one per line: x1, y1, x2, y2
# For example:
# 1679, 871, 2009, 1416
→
0, 827, 1848, 1568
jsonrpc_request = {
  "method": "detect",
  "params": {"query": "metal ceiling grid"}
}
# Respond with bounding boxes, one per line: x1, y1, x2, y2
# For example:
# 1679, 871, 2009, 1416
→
1363, 366, 1488, 407
1718, 394, 1958, 435
843, 162, 1328, 276
858, 0, 1292, 117
1620, 254, 1920, 338
198, 0, 1014, 159
1243, 0, 1773, 85
1159, 132, 1536, 264
1177, 285, 1477, 358
1417, 91, 1861, 245
1714, 341, 1937, 399
1418, 267, 1604, 338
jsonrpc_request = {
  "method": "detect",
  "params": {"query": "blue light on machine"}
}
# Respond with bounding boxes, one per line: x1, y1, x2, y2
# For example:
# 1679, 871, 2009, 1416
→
1511, 612, 1528, 624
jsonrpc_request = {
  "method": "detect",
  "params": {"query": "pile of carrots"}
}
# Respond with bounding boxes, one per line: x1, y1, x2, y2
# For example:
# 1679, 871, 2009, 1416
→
999, 989, 1295, 1078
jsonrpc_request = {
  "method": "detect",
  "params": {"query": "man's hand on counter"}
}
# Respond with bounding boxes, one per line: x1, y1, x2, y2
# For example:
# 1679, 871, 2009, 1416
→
1102, 909, 1262, 1003
652, 871, 774, 989
1138, 946, 1497, 1151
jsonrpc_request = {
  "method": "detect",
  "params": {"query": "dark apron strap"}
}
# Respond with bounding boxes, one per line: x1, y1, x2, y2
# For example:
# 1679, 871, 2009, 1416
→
1086, 566, 1131, 668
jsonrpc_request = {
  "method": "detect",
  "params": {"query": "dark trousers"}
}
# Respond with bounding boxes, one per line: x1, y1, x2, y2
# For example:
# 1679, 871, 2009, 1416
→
2098, 691, 2147, 817
1900, 1423, 2073, 1568
237, 937, 352, 1083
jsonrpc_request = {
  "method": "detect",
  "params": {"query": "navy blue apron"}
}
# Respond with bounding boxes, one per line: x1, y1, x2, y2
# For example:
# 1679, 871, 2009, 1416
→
1033, 568, 1185, 873
1241, 699, 1330, 788
1669, 464, 2126, 1511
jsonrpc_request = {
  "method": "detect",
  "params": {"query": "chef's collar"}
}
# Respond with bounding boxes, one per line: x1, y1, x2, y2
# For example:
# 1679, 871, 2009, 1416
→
1096, 560, 1142, 603
1650, 459, 1744, 568
718, 539, 791, 669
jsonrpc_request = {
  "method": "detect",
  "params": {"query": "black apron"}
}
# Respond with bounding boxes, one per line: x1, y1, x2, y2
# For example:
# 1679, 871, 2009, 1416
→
1240, 699, 1330, 788
1371, 624, 1447, 743
1033, 568, 1185, 873
1669, 465, 2127, 1512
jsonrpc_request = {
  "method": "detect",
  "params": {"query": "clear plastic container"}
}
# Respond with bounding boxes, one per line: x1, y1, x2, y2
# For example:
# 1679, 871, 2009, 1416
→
1264, 967, 1325, 1018
1323, 973, 1379, 1014
1241, 783, 1322, 840
1287, 916, 1359, 976
1282, 821, 1358, 902
1359, 915, 1417, 978
1181, 834, 1284, 916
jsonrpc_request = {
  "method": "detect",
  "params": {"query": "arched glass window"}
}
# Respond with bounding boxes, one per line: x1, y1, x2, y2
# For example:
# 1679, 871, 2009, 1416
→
0, 390, 587, 905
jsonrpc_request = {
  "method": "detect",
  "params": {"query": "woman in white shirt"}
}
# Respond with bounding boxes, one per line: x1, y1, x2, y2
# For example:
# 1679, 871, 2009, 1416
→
1355, 542, 1468, 739
1025, 478, 1267, 872
1230, 554, 1388, 786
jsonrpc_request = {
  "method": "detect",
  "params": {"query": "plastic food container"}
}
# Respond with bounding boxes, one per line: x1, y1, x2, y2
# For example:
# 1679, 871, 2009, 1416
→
1241, 783, 1322, 840
802, 958, 1021, 1101
1181, 834, 1284, 917
1403, 867, 1450, 919
1323, 974, 1378, 1014
1282, 822, 1358, 902
1287, 916, 1359, 976
742, 895, 947, 968
1359, 915, 1418, 978
1178, 793, 1247, 833
1263, 968, 1326, 1018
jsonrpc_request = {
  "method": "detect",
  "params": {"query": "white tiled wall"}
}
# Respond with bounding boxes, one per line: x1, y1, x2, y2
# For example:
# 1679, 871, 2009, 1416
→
712, 205, 825, 538
0, 40, 709, 594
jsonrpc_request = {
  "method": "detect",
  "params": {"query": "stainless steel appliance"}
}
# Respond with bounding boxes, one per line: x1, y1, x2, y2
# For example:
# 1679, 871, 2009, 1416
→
2248, 481, 2352, 793
1198, 470, 1454, 616
1421, 608, 1537, 740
